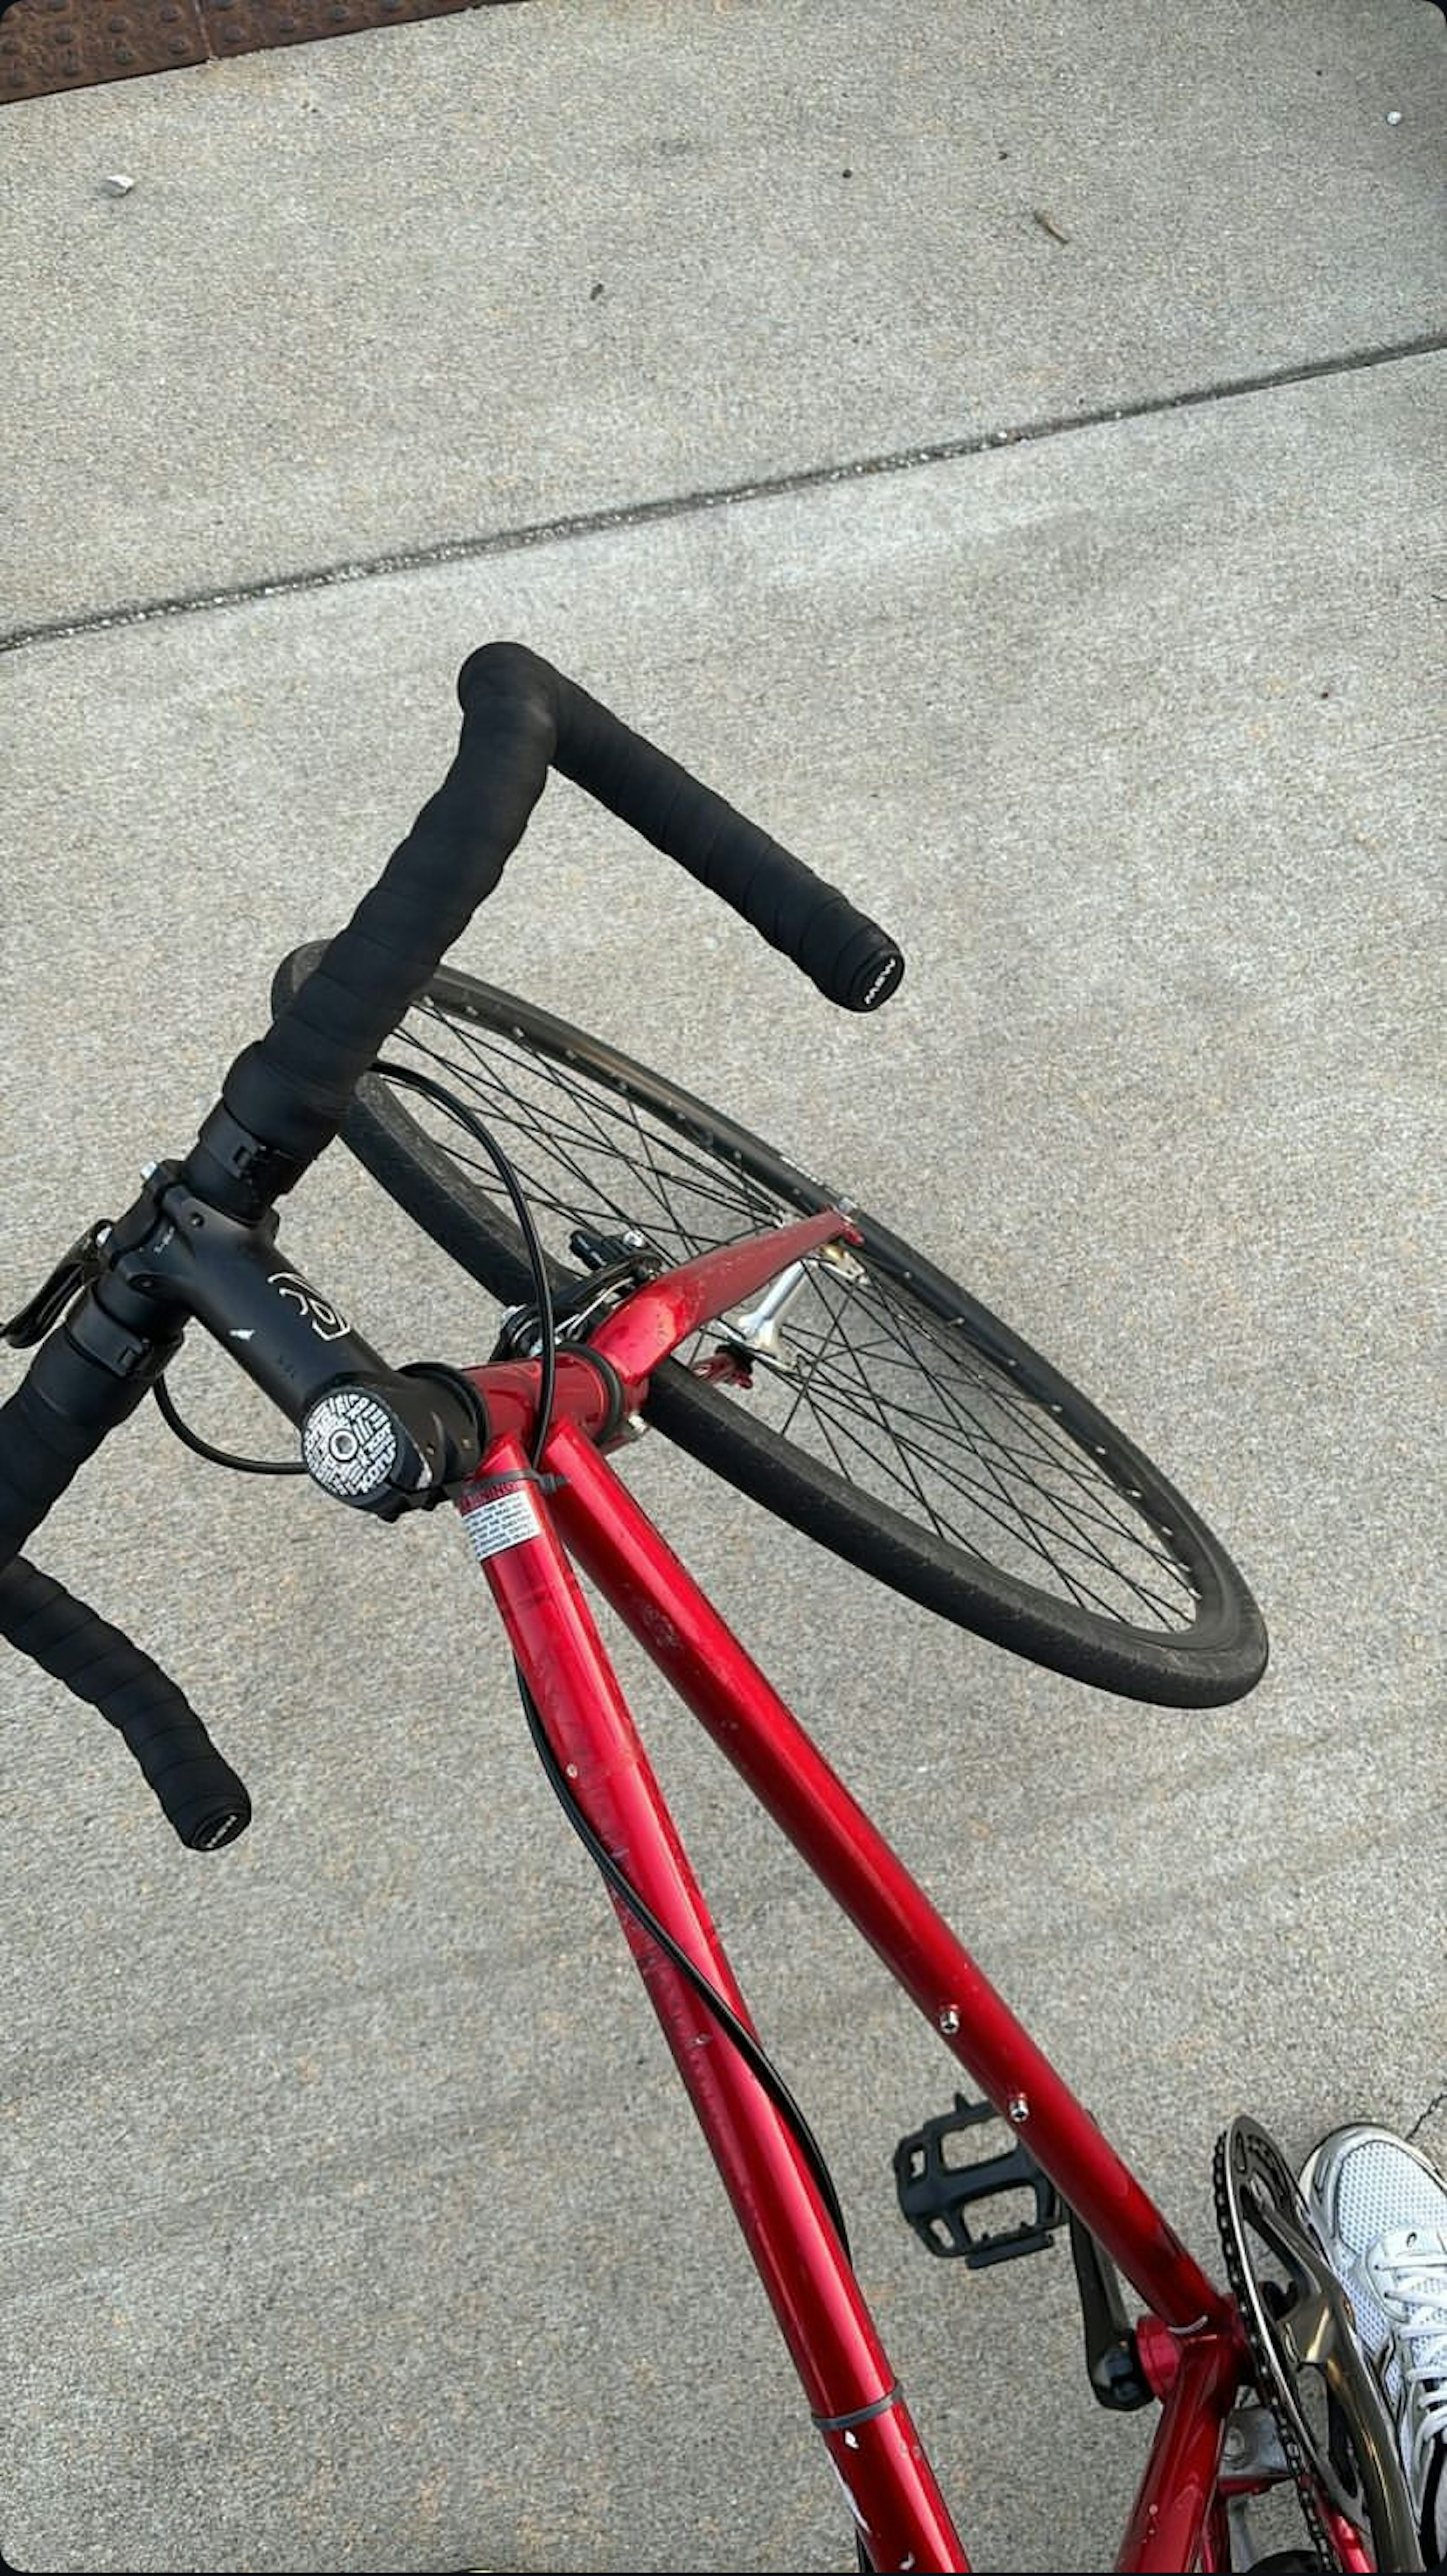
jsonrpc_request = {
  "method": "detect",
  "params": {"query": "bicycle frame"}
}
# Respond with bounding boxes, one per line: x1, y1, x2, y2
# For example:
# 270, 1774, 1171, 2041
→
450, 1210, 1362, 2576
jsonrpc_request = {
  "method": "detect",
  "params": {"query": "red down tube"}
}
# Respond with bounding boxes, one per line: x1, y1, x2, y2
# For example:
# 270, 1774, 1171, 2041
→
460, 1432, 968, 2574
545, 1420, 1250, 2574
546, 1421, 1234, 2342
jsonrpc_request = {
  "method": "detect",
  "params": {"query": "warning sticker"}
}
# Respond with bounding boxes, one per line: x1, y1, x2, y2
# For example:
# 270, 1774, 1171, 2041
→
460, 1486, 543, 1562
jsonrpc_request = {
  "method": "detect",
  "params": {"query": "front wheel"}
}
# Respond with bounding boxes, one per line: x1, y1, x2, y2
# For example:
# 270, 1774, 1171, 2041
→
274, 948, 1268, 1708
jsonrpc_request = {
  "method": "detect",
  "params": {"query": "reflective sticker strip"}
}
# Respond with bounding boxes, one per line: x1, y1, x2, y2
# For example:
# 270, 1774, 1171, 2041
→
460, 1486, 543, 1562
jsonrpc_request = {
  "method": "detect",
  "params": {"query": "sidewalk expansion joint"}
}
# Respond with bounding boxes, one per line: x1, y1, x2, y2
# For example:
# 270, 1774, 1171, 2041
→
1407, 2083, 1447, 2143
3, 328, 1444, 658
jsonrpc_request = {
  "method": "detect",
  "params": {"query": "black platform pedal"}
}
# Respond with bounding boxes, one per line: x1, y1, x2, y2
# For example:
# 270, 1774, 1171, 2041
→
894, 2093, 1064, 2267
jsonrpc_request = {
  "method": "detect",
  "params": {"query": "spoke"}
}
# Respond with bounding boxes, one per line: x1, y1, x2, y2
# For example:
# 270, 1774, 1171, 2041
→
795, 1267, 948, 1536
827, 1278, 1068, 1482
805, 1373, 894, 1503
772, 1265, 859, 1446
615, 1079, 710, 1232
770, 1372, 1190, 1622
789, 1381, 1142, 1617
842, 1274, 1095, 1481
800, 1274, 1184, 1567
399, 1022, 772, 1241
402, 1033, 653, 1213
408, 1013, 760, 1221
777, 1351, 1190, 1591
765, 1270, 1191, 1594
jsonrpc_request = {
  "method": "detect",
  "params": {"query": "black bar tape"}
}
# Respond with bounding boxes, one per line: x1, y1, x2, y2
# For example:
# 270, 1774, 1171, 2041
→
512, 648, 905, 1013
190, 643, 902, 1201
206, 654, 557, 1181
0, 1304, 246, 1848
0, 1311, 165, 1569
0, 1559, 250, 1849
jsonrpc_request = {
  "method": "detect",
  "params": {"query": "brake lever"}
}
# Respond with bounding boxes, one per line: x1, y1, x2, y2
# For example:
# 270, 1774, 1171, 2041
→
2, 1219, 116, 1349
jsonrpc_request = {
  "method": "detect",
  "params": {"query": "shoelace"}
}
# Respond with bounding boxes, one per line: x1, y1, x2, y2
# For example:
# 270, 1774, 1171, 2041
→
1375, 2230, 1447, 2478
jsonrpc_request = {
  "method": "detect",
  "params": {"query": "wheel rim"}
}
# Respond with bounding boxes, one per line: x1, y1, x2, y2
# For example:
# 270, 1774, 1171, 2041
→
356, 982, 1242, 1656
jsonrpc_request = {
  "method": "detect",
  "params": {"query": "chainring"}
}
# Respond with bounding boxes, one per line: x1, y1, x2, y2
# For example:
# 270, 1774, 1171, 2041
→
1214, 2115, 1423, 2573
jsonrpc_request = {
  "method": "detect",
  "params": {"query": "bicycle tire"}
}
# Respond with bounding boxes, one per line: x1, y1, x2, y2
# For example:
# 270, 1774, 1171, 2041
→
272, 947, 1268, 1708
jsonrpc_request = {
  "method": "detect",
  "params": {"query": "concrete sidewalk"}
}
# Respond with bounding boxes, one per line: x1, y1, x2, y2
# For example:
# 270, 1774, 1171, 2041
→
2, 5, 1444, 2570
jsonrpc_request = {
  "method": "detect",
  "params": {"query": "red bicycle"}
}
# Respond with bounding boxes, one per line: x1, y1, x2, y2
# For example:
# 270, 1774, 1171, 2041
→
0, 646, 1421, 2573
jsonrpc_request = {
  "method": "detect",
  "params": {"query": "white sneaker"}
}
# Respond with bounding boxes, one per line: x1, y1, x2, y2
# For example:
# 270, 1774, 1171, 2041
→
1300, 2124, 1447, 2568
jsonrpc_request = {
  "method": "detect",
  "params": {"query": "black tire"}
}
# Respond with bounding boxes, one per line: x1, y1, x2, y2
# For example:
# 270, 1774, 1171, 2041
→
274, 948, 1268, 1707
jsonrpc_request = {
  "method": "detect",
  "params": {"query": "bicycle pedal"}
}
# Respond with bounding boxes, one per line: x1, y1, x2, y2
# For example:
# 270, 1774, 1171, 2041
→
894, 2092, 1065, 2267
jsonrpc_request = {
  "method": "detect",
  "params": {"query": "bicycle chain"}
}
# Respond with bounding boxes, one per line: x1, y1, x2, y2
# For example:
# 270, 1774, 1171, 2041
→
1213, 2119, 1351, 2573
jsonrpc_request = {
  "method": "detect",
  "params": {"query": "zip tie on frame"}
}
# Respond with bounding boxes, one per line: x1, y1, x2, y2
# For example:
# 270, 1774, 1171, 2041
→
810, 2383, 903, 2432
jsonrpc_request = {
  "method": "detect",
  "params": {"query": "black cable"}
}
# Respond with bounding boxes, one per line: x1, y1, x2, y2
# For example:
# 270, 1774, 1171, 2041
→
513, 1661, 853, 2264
372, 1058, 557, 1470
378, 1071, 855, 2256
152, 1373, 306, 1475
379, 1071, 854, 2238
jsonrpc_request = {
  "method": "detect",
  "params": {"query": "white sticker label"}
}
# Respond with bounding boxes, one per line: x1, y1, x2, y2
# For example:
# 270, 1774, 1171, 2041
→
461, 1487, 543, 1560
